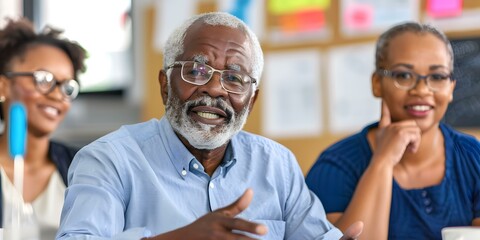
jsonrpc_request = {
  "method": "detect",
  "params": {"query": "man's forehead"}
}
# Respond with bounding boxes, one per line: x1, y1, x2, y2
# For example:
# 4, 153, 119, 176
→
186, 54, 245, 71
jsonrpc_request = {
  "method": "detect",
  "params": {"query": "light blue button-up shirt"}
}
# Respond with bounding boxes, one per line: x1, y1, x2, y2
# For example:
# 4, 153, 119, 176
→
56, 117, 342, 240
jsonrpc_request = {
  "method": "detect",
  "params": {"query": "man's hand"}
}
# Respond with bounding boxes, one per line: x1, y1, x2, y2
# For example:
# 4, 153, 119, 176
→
148, 188, 267, 240
339, 221, 364, 240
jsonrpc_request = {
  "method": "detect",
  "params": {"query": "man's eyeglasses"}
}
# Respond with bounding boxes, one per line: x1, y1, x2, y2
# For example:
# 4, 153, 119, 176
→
166, 61, 257, 94
377, 69, 453, 92
2, 70, 80, 100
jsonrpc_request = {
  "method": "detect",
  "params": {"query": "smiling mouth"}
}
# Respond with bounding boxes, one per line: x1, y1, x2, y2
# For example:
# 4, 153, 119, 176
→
405, 105, 433, 111
42, 105, 60, 116
186, 98, 234, 123
196, 111, 221, 119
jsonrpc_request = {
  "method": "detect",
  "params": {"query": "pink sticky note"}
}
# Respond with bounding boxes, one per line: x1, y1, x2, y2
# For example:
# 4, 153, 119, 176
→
343, 4, 373, 30
427, 0, 463, 18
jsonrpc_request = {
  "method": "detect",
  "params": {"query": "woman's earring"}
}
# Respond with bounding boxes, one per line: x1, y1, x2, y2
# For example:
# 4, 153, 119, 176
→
0, 96, 5, 102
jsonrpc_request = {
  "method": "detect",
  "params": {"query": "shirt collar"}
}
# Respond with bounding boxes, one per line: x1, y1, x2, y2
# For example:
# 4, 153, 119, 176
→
158, 117, 195, 179
220, 142, 236, 175
158, 117, 238, 179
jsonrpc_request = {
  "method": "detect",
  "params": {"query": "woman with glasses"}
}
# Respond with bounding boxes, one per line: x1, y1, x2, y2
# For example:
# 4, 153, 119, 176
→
0, 18, 86, 234
306, 22, 480, 239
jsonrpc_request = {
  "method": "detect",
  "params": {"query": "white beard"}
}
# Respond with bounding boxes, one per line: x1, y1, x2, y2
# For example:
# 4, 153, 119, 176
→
165, 85, 250, 150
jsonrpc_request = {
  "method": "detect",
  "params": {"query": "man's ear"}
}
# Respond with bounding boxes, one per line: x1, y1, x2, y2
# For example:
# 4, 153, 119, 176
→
372, 72, 382, 98
247, 89, 259, 114
159, 69, 169, 105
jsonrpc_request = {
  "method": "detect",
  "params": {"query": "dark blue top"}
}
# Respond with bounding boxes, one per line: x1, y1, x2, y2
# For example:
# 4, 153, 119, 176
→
0, 140, 78, 227
306, 122, 480, 240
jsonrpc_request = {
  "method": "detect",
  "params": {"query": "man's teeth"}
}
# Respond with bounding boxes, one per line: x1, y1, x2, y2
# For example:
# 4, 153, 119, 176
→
410, 105, 431, 111
44, 106, 59, 116
197, 111, 220, 119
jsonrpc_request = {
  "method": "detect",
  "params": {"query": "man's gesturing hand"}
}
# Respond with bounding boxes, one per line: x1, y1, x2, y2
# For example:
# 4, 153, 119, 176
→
173, 188, 268, 240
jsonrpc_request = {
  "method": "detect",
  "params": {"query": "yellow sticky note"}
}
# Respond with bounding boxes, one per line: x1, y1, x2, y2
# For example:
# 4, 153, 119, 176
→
269, 0, 330, 15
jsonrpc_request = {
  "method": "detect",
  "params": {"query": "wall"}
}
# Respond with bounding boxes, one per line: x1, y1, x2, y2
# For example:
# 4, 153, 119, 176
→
142, 0, 480, 175
53, 0, 153, 147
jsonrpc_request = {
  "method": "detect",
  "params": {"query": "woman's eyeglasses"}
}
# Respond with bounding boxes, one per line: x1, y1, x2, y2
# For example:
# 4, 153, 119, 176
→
377, 69, 453, 92
2, 70, 80, 100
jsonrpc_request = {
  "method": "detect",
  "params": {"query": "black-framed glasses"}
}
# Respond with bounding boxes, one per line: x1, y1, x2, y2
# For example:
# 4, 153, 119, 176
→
2, 70, 80, 100
377, 69, 453, 92
166, 61, 257, 94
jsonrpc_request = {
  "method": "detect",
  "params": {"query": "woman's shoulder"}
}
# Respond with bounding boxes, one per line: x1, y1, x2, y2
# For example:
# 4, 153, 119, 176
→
49, 140, 80, 158
321, 123, 376, 160
441, 123, 480, 173
49, 140, 80, 184
441, 123, 480, 151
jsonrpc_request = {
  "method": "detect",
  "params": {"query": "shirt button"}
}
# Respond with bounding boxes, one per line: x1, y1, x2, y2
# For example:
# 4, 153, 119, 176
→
423, 198, 431, 206
425, 206, 433, 214
209, 182, 215, 189
181, 170, 187, 176
421, 190, 428, 197
193, 163, 199, 169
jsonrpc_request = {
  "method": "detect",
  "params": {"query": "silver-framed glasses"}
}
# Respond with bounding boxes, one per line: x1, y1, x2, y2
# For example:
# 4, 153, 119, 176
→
167, 61, 256, 94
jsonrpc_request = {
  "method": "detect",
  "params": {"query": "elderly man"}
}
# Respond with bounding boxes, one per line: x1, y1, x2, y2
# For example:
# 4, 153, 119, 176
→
56, 12, 362, 240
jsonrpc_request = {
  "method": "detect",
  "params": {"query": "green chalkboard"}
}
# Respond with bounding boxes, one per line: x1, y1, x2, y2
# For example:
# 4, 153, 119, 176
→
444, 37, 480, 127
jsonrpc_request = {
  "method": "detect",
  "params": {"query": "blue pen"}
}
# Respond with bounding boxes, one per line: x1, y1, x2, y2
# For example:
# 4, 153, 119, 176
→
9, 102, 27, 196
6, 102, 27, 240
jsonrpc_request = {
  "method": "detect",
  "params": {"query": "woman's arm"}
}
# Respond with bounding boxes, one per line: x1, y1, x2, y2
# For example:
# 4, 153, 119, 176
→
330, 103, 421, 240
329, 159, 394, 240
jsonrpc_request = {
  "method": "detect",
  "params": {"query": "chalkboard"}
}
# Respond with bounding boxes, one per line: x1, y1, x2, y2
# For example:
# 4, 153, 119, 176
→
443, 37, 480, 127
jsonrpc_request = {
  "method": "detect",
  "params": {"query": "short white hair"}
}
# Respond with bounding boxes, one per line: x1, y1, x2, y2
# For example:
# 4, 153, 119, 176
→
163, 12, 263, 86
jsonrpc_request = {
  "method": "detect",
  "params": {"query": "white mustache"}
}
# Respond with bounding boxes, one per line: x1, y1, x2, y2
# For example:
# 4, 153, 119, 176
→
185, 97, 234, 120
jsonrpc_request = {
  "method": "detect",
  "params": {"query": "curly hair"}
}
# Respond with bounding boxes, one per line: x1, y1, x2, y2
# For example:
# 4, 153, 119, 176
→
0, 17, 87, 81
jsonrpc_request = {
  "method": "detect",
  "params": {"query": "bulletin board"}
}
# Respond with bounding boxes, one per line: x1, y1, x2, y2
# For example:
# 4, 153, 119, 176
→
142, 0, 480, 175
